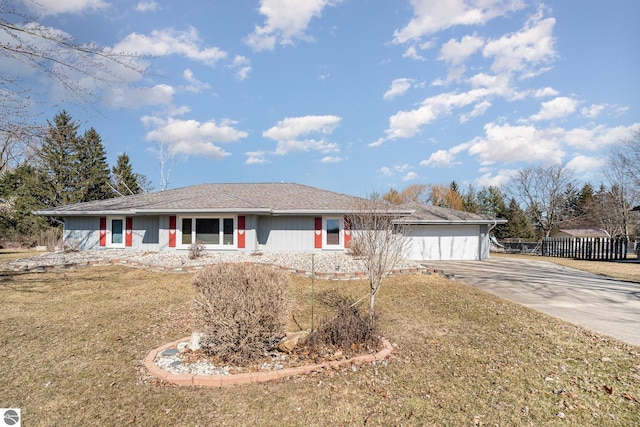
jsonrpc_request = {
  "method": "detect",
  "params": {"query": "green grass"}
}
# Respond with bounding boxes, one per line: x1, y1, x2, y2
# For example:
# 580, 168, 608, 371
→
0, 261, 638, 426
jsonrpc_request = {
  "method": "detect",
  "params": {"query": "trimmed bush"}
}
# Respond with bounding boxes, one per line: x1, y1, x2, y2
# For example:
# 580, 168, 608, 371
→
192, 263, 293, 365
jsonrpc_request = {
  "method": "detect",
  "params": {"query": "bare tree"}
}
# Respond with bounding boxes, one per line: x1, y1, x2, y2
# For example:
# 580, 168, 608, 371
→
598, 131, 640, 237
609, 129, 640, 188
347, 196, 410, 318
0, 2, 144, 170
150, 143, 176, 191
510, 164, 574, 238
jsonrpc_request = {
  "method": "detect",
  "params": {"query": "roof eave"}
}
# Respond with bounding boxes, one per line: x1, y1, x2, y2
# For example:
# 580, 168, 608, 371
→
396, 219, 508, 225
36, 210, 135, 216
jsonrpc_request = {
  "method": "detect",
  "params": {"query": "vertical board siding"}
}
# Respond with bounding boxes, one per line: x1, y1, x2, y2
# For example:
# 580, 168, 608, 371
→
258, 216, 315, 251
65, 217, 101, 249
65, 216, 160, 251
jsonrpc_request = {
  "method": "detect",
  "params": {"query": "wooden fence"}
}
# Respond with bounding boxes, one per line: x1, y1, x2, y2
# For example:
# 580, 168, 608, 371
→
541, 237, 628, 260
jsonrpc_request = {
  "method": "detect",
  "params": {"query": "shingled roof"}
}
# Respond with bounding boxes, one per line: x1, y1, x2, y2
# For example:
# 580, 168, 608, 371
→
394, 203, 507, 225
37, 183, 377, 216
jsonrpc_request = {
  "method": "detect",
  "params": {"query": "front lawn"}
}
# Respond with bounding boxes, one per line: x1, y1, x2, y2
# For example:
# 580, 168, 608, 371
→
1, 264, 638, 426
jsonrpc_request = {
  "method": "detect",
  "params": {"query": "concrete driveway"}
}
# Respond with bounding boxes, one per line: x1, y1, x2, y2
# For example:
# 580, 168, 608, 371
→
425, 257, 640, 347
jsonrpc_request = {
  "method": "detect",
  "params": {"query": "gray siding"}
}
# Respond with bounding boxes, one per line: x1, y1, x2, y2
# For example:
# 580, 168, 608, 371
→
132, 216, 160, 250
64, 216, 101, 249
64, 216, 160, 251
257, 216, 315, 252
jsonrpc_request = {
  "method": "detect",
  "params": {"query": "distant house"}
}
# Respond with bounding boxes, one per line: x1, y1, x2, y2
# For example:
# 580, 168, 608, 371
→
36, 183, 504, 261
551, 229, 610, 239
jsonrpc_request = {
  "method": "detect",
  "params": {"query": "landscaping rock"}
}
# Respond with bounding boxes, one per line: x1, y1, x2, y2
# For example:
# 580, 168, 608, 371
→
189, 331, 202, 351
277, 331, 309, 354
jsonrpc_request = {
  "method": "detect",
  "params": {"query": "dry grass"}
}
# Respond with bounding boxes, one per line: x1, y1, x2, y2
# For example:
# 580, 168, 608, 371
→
494, 252, 640, 284
0, 260, 638, 426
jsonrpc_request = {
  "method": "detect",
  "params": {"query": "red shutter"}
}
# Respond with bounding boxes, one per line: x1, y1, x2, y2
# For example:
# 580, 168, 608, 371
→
125, 217, 133, 247
314, 217, 323, 249
169, 216, 176, 248
237, 215, 245, 249
99, 217, 107, 247
343, 216, 351, 248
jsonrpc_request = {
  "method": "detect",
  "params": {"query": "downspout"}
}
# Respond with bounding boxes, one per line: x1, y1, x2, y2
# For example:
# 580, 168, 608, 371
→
485, 220, 498, 260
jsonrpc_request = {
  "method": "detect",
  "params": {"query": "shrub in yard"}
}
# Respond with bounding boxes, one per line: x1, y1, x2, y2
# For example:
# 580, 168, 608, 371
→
304, 296, 380, 354
188, 241, 205, 259
192, 263, 293, 365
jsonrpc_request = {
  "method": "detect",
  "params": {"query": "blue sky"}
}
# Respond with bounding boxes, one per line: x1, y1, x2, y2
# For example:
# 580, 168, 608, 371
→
5, 0, 640, 197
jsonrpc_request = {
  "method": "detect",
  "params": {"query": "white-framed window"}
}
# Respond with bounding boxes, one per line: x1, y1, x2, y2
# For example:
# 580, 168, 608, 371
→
178, 216, 236, 248
324, 217, 343, 248
107, 216, 125, 248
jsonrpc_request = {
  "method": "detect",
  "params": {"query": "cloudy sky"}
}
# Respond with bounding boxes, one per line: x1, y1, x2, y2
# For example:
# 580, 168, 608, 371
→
4, 0, 639, 196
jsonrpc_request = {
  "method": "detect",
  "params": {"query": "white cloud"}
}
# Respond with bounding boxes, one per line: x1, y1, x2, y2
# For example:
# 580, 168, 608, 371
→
402, 45, 426, 61
22, 0, 108, 15
420, 149, 453, 167
321, 156, 343, 163
115, 28, 227, 66
566, 155, 605, 176
379, 166, 393, 176
245, 151, 270, 164
475, 169, 519, 187
483, 12, 556, 77
245, 0, 340, 51
467, 122, 566, 165
142, 116, 248, 158
377, 88, 494, 143
383, 78, 414, 100
263, 115, 341, 155
532, 86, 559, 98
460, 100, 491, 123
530, 96, 578, 121
438, 35, 484, 65
378, 164, 417, 177
105, 84, 175, 108
135, 1, 158, 12
393, 0, 526, 44
231, 55, 252, 80
402, 171, 419, 181
182, 69, 211, 93
563, 124, 640, 150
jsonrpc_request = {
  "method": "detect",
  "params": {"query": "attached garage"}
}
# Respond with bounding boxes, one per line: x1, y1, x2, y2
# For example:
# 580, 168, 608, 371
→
397, 204, 506, 261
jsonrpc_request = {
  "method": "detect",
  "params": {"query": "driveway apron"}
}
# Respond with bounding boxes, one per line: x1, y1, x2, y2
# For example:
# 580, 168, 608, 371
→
425, 257, 640, 347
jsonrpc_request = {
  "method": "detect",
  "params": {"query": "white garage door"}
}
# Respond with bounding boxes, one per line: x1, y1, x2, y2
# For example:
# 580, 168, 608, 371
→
404, 225, 480, 261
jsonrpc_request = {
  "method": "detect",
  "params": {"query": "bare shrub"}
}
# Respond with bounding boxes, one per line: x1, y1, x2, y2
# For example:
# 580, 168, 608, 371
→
36, 227, 62, 250
304, 296, 380, 354
346, 238, 365, 257
188, 241, 205, 259
63, 239, 80, 252
192, 263, 293, 365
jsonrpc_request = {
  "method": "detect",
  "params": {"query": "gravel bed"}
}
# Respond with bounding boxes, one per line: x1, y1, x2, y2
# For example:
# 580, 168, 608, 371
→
155, 346, 287, 376
5, 249, 424, 274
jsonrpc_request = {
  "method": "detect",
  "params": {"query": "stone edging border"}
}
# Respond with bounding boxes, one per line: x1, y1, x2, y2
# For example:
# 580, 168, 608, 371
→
144, 337, 394, 387
2, 258, 429, 280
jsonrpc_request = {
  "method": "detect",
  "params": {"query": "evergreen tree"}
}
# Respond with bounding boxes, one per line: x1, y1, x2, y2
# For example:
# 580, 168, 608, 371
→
112, 153, 142, 195
0, 163, 54, 238
76, 128, 115, 202
39, 110, 80, 205
502, 197, 536, 239
477, 186, 507, 218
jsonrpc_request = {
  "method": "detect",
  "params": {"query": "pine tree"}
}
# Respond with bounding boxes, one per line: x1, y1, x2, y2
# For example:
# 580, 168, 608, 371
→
76, 128, 115, 202
503, 198, 536, 239
39, 110, 80, 205
0, 163, 54, 238
112, 153, 142, 195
